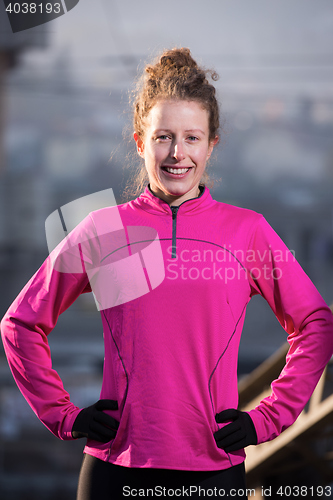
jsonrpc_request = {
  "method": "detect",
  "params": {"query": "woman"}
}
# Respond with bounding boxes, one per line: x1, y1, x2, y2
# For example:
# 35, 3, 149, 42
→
1, 48, 333, 499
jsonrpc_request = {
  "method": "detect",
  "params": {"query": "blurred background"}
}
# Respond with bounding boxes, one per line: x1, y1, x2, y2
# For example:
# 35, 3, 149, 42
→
0, 0, 333, 498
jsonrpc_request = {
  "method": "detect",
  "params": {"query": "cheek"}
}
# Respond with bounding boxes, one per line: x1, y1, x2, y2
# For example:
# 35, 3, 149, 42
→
149, 145, 167, 164
144, 147, 163, 175
194, 148, 210, 166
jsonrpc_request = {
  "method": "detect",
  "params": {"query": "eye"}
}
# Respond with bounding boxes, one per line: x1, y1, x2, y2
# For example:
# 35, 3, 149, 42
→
187, 135, 199, 142
155, 134, 171, 142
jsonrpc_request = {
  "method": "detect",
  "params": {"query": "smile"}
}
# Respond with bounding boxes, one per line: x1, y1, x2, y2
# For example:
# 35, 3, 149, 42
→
162, 167, 191, 175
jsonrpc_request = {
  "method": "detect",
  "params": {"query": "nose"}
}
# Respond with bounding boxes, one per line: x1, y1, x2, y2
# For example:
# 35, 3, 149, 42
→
171, 141, 185, 161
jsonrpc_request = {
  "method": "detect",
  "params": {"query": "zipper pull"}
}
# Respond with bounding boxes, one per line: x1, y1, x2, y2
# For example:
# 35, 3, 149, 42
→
171, 206, 178, 219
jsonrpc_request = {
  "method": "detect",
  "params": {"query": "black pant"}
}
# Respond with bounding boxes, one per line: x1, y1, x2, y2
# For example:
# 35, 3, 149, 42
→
77, 453, 247, 499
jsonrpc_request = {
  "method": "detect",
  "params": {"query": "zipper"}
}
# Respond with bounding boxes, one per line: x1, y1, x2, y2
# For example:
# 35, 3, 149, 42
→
169, 187, 205, 259
171, 206, 179, 259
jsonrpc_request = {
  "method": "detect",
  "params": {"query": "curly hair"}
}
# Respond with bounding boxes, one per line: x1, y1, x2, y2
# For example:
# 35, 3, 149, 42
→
123, 47, 221, 200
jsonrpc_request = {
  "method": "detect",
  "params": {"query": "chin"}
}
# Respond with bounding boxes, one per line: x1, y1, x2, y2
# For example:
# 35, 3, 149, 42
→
167, 187, 188, 195
164, 183, 192, 196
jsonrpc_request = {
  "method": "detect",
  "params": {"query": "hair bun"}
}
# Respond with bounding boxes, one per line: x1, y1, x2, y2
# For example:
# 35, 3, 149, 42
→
159, 48, 198, 71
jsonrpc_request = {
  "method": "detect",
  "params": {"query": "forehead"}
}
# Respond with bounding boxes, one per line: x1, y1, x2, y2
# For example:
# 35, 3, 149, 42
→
146, 100, 209, 130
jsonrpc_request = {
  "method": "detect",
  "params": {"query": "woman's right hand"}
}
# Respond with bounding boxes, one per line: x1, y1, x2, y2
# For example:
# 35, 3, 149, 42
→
71, 399, 119, 442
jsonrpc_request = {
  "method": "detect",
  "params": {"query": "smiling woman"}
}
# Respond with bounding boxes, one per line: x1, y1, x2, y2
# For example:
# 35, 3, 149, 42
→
1, 47, 333, 500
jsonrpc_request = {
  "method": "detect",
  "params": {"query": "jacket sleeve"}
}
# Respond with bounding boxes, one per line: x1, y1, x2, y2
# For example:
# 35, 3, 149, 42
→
0, 217, 96, 440
245, 215, 333, 444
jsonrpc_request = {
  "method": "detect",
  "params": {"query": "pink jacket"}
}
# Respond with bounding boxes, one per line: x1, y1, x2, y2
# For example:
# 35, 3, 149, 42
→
2, 186, 333, 471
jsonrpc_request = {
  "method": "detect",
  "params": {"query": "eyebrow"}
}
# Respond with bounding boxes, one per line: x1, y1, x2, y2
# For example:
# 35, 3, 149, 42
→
185, 129, 206, 134
154, 129, 206, 135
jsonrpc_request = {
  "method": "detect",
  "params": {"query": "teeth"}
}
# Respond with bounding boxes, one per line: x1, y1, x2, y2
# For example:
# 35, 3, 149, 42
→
165, 167, 190, 174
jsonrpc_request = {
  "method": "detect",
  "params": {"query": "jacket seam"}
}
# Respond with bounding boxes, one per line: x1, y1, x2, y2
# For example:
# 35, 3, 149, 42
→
208, 302, 247, 417
102, 310, 129, 461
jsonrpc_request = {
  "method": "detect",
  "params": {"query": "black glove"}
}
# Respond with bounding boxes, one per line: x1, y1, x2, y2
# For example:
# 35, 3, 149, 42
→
72, 399, 119, 442
214, 409, 257, 452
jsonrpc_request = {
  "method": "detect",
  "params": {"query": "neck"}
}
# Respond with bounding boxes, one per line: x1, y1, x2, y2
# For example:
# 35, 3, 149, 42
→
149, 185, 201, 206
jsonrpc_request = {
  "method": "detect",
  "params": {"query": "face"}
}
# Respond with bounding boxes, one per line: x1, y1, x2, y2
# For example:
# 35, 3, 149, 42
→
134, 100, 218, 206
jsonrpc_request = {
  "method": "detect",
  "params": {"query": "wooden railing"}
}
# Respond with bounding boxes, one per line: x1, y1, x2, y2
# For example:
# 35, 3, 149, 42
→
238, 343, 333, 494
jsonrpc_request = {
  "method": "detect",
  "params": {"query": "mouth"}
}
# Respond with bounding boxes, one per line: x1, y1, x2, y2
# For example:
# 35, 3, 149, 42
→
161, 166, 192, 176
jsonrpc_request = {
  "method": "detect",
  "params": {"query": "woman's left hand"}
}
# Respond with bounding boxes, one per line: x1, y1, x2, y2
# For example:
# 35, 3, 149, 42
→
214, 409, 257, 452
72, 399, 119, 442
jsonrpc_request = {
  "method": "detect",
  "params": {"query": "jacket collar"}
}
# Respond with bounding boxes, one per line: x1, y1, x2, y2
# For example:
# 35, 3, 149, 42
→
133, 184, 215, 216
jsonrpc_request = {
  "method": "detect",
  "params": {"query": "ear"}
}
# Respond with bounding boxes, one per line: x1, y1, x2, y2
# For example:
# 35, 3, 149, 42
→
206, 135, 219, 160
134, 132, 145, 158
